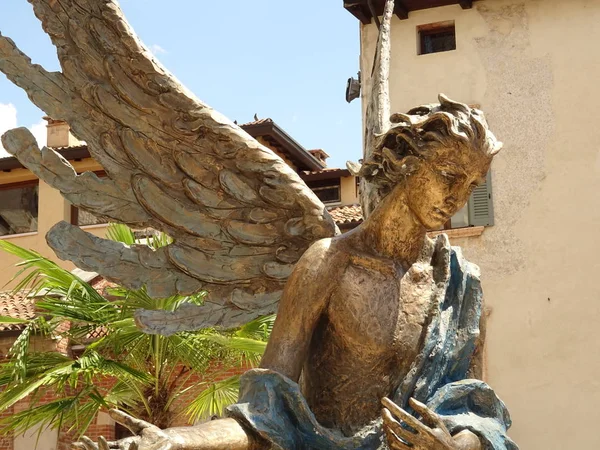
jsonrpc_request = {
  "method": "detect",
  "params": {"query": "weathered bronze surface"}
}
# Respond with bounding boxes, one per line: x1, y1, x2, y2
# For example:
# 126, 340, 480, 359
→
0, 1, 515, 449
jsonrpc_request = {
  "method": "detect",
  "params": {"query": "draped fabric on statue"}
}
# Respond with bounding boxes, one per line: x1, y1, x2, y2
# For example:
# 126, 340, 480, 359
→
227, 237, 518, 450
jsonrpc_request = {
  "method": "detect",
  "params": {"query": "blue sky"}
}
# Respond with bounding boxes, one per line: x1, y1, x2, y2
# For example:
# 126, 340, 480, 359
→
0, 1, 363, 168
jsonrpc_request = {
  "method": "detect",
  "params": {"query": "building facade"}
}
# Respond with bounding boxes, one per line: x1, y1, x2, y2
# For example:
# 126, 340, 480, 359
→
346, 0, 600, 448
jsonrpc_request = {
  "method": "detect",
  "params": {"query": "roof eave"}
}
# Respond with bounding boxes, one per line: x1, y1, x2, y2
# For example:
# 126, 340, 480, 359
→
242, 122, 325, 172
0, 146, 90, 172
344, 0, 475, 22
301, 169, 352, 181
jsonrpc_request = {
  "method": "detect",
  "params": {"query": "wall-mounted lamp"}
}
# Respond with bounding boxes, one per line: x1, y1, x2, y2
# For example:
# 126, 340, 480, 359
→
345, 72, 361, 103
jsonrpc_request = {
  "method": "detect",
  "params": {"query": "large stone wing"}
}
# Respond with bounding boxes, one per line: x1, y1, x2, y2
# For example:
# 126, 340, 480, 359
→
0, 0, 336, 333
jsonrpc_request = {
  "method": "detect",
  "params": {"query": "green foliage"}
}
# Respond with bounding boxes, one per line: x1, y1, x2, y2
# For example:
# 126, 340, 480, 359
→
185, 375, 241, 423
0, 225, 274, 437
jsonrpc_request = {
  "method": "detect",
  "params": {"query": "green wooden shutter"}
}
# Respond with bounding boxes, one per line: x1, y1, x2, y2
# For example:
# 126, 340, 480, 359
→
468, 170, 494, 226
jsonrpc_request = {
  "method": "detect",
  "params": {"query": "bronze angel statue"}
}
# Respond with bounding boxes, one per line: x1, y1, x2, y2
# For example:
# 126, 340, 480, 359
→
0, 0, 517, 449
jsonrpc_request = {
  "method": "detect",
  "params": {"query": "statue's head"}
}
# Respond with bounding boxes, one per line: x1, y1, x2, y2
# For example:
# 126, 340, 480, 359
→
353, 94, 502, 229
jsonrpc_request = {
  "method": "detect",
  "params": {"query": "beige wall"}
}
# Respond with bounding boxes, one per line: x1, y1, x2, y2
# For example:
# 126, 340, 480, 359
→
13, 425, 58, 450
0, 158, 107, 287
340, 175, 359, 205
360, 1, 600, 448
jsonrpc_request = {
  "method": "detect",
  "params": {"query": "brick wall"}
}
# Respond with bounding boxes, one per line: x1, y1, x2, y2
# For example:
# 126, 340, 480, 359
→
169, 362, 251, 428
0, 407, 13, 450
2, 364, 249, 448
0, 331, 251, 447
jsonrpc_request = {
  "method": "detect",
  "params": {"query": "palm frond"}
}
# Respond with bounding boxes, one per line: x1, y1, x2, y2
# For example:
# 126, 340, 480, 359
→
147, 230, 173, 250
0, 316, 30, 325
235, 314, 276, 340
105, 223, 137, 246
200, 335, 267, 355
0, 232, 274, 433
185, 375, 240, 423
0, 388, 102, 438
75, 351, 153, 385
0, 240, 106, 303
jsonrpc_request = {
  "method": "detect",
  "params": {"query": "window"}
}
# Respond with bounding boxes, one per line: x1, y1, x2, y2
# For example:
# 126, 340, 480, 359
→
71, 206, 108, 227
308, 178, 341, 204
447, 170, 494, 229
0, 182, 39, 236
418, 21, 456, 55
70, 170, 109, 227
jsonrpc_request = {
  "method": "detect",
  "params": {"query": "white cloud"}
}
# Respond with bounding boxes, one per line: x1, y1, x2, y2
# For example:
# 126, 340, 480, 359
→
150, 44, 167, 55
29, 120, 47, 148
0, 103, 47, 156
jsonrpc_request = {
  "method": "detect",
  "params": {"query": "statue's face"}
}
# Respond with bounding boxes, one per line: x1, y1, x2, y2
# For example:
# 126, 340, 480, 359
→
405, 149, 491, 229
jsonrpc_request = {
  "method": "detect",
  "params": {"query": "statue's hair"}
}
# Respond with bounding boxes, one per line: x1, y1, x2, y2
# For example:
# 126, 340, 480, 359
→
350, 94, 502, 199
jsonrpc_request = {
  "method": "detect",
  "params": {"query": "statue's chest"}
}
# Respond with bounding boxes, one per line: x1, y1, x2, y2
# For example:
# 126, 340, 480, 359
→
328, 257, 436, 359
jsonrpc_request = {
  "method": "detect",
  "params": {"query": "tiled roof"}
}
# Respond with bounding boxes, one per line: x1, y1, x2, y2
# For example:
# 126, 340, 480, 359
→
327, 204, 363, 226
308, 148, 330, 158
0, 272, 116, 336
239, 118, 273, 127
301, 167, 353, 181
85, 325, 108, 341
0, 291, 36, 331
90, 277, 118, 298
0, 145, 90, 171
303, 168, 351, 175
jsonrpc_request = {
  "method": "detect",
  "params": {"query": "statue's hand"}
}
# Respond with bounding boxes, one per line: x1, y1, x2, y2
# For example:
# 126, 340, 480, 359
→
382, 397, 481, 450
71, 410, 178, 450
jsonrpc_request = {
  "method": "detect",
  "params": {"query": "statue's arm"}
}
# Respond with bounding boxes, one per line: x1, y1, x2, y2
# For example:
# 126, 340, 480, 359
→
166, 239, 342, 448
260, 238, 343, 381
159, 419, 256, 449
78, 239, 343, 450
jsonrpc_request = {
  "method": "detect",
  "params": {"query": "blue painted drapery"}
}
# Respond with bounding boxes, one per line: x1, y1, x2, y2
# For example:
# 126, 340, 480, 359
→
228, 237, 518, 450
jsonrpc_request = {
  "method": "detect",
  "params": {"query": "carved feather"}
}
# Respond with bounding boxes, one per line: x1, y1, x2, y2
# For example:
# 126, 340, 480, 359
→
0, 0, 337, 332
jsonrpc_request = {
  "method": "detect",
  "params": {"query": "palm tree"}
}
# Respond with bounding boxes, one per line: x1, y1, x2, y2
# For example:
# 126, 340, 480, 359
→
0, 224, 274, 438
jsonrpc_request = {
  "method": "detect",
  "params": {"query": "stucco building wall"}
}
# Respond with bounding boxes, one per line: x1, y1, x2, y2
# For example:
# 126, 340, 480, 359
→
340, 175, 359, 205
0, 157, 108, 288
360, 1, 600, 448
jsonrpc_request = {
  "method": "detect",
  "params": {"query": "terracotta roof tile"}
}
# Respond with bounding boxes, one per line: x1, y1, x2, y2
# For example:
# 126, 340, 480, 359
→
308, 148, 330, 158
85, 325, 108, 341
0, 291, 36, 331
85, 277, 117, 340
303, 167, 348, 175
327, 204, 363, 226
0, 275, 116, 336
90, 277, 118, 297
239, 118, 273, 127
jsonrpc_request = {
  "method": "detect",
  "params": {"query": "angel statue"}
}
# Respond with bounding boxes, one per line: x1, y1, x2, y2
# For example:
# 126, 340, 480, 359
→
0, 0, 517, 449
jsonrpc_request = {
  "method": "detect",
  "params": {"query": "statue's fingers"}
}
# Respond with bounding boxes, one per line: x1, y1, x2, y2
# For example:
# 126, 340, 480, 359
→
408, 397, 446, 430
127, 442, 138, 450
71, 444, 86, 450
80, 436, 99, 450
381, 398, 434, 437
384, 426, 412, 450
105, 437, 137, 449
98, 436, 110, 450
384, 408, 435, 448
381, 408, 417, 447
109, 409, 153, 434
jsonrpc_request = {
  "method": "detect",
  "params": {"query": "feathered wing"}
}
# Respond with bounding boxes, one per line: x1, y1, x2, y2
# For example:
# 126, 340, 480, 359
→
0, 0, 336, 334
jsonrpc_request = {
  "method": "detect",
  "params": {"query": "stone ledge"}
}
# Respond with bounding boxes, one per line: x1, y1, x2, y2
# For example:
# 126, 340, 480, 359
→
427, 226, 485, 239
0, 231, 39, 240
80, 223, 110, 230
